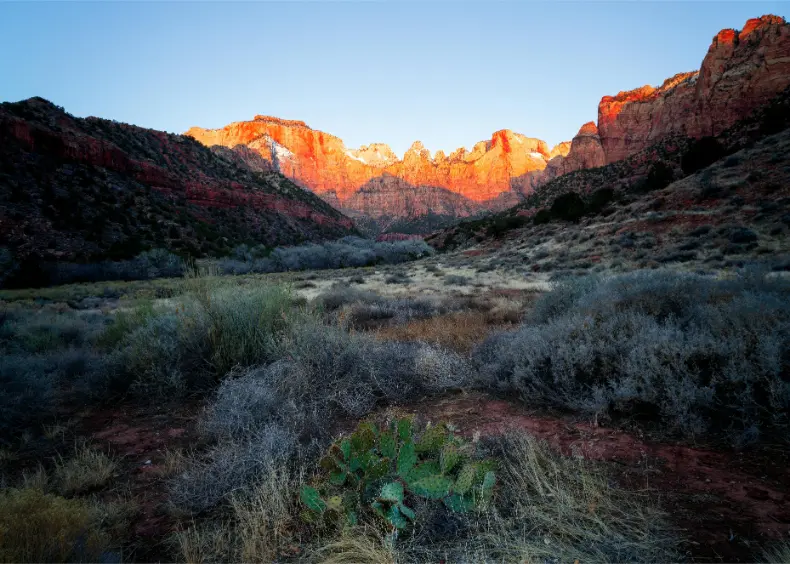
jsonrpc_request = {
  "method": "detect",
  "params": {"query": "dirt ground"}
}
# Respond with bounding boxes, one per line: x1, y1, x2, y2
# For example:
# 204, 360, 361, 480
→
378, 391, 790, 563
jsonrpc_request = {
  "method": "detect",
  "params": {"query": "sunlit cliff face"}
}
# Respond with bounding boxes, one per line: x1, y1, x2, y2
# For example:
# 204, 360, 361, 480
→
186, 120, 558, 205
186, 15, 790, 217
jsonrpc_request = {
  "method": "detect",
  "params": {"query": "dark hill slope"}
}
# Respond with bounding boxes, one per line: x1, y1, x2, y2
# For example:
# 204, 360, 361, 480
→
0, 97, 355, 273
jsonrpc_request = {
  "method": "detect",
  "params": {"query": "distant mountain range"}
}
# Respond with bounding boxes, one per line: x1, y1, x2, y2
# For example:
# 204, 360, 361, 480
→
186, 15, 790, 234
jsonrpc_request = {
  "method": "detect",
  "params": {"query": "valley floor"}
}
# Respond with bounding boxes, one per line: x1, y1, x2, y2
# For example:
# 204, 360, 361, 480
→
2, 252, 790, 563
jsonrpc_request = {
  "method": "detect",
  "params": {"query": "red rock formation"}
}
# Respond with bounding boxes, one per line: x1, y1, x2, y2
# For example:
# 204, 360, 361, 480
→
186, 14, 790, 226
186, 122, 552, 214
343, 174, 483, 220
549, 141, 572, 160
542, 122, 607, 182
598, 15, 790, 163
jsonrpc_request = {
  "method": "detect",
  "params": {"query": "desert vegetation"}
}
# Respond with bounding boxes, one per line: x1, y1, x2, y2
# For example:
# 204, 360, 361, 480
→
1, 261, 788, 562
0, 237, 434, 289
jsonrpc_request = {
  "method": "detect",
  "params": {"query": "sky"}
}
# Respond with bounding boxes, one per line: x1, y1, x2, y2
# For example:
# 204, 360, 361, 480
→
1, 1, 787, 158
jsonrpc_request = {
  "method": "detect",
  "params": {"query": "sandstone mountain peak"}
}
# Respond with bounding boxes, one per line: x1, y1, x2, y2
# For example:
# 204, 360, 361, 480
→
549, 142, 572, 159
184, 14, 790, 233
405, 140, 431, 160
348, 143, 398, 168
740, 14, 785, 39
252, 115, 309, 128
576, 122, 599, 137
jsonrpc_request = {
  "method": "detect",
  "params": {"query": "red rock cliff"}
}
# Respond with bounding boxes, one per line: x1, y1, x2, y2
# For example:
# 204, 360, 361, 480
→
186, 15, 790, 223
598, 15, 790, 163
185, 121, 553, 215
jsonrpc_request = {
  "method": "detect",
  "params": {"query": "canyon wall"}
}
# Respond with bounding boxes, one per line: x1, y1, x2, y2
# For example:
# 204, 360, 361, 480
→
185, 15, 790, 230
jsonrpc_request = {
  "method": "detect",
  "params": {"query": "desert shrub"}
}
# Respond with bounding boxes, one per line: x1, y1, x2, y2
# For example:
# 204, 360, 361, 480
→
0, 309, 108, 355
385, 272, 411, 284
215, 258, 253, 275
183, 277, 299, 376
444, 275, 470, 286
550, 192, 586, 223
169, 425, 298, 513
0, 354, 58, 439
0, 307, 114, 438
729, 227, 759, 244
216, 237, 434, 275
95, 300, 156, 349
486, 215, 529, 238
0, 488, 111, 563
722, 153, 743, 168
113, 313, 203, 395
315, 289, 457, 328
0, 247, 19, 288
587, 187, 615, 213
40, 249, 185, 287
639, 161, 674, 192
475, 270, 790, 444
681, 136, 727, 174
689, 224, 713, 237
532, 208, 552, 225
299, 418, 496, 532
315, 286, 380, 312
174, 322, 474, 512
112, 277, 302, 396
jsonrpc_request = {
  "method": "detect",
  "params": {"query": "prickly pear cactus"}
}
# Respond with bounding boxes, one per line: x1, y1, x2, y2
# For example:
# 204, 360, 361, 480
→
299, 416, 497, 534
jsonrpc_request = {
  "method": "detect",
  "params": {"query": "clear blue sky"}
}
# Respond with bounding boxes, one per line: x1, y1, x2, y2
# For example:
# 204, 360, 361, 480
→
1, 1, 786, 157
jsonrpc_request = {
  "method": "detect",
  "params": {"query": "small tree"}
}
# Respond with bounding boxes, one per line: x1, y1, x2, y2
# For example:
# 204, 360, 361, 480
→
550, 192, 586, 223
681, 137, 726, 175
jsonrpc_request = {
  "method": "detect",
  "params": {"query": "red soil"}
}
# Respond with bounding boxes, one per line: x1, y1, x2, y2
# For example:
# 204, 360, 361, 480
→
393, 392, 790, 562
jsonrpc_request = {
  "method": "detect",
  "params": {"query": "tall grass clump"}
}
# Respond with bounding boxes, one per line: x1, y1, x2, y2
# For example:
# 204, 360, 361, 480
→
113, 272, 305, 395
182, 271, 300, 376
436, 433, 679, 563
475, 269, 790, 445
0, 488, 112, 563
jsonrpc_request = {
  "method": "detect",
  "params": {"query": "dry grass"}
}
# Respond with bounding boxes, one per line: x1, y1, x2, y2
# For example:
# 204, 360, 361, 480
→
174, 521, 235, 564
0, 447, 19, 465
0, 488, 109, 563
312, 527, 396, 564
156, 448, 189, 478
21, 463, 49, 491
763, 542, 790, 563
230, 469, 301, 563
475, 433, 680, 563
54, 444, 118, 496
373, 311, 501, 353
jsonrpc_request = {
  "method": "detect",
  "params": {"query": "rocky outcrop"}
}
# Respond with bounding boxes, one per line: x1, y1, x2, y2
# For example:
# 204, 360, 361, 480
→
542, 122, 607, 182
598, 15, 790, 163
343, 174, 482, 220
0, 97, 354, 267
549, 141, 572, 160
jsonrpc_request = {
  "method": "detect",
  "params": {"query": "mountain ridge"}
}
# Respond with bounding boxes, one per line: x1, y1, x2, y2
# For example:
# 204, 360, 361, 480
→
184, 14, 790, 234
0, 96, 355, 285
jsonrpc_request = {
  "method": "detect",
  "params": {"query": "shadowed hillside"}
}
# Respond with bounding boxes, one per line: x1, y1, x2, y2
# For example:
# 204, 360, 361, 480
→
0, 97, 355, 287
